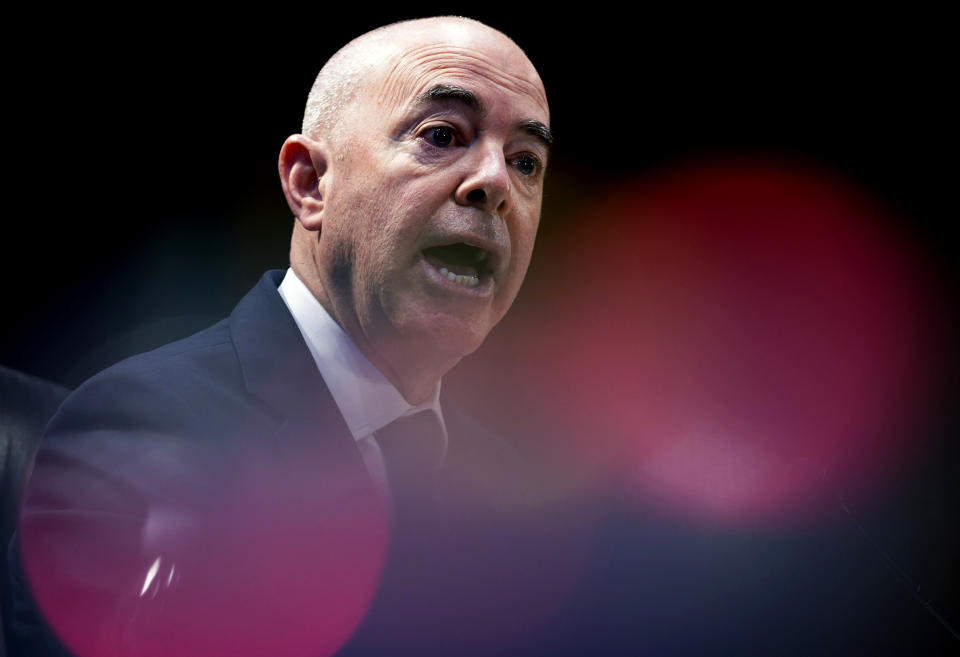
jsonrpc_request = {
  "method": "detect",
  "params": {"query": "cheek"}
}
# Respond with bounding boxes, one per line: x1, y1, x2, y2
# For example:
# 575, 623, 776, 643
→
351, 210, 417, 287
511, 213, 541, 271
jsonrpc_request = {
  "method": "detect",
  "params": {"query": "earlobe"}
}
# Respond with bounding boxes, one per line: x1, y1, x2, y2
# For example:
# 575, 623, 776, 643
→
278, 135, 327, 231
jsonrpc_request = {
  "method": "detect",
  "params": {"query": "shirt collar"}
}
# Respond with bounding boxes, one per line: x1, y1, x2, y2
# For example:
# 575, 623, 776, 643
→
277, 268, 444, 441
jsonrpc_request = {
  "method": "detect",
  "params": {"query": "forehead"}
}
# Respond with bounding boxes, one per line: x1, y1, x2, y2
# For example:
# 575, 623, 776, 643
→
370, 30, 549, 123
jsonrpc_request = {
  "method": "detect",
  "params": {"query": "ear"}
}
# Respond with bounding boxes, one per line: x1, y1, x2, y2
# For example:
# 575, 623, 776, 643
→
278, 134, 328, 231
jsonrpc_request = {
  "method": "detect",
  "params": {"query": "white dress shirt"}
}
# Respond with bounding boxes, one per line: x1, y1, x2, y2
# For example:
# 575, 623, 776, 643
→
276, 268, 447, 492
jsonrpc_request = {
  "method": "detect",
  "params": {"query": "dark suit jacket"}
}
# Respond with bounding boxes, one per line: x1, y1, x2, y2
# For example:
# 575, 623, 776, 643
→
10, 270, 569, 657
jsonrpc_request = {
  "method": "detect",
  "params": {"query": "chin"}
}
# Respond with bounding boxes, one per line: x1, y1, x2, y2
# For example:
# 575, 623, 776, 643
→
406, 313, 492, 363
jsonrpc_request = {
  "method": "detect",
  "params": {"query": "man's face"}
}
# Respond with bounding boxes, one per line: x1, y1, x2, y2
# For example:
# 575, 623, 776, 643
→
317, 23, 550, 375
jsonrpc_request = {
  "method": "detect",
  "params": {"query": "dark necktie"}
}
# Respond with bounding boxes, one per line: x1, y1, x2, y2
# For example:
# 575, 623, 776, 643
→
374, 410, 446, 521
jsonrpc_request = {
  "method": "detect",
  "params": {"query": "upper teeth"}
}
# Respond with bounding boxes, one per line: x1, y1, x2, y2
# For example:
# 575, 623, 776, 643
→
438, 267, 479, 287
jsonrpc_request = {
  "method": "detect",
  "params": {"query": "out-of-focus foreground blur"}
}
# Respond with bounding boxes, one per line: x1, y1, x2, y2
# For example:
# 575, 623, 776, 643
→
4, 9, 957, 656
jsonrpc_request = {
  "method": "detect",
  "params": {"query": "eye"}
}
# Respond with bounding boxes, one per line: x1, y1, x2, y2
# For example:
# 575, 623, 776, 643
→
511, 154, 540, 177
424, 125, 456, 147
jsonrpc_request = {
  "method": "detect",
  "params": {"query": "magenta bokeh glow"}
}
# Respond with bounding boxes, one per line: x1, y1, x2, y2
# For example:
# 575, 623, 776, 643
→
21, 438, 388, 657
508, 157, 943, 524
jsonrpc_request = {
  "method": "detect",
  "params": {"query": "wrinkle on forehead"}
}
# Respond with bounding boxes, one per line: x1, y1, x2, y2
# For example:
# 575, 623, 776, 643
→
373, 41, 549, 120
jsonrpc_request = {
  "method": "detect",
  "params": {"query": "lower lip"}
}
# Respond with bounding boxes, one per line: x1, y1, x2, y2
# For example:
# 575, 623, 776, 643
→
420, 254, 494, 296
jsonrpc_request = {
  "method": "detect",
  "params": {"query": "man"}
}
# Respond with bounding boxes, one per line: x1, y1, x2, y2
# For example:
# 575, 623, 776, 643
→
10, 16, 557, 657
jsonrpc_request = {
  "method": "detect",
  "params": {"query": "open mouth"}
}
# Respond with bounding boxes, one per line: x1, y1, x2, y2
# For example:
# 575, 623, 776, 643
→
422, 243, 492, 288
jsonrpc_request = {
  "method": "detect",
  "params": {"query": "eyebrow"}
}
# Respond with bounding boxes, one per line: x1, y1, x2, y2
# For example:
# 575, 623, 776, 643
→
416, 84, 554, 151
521, 119, 554, 149
418, 84, 485, 114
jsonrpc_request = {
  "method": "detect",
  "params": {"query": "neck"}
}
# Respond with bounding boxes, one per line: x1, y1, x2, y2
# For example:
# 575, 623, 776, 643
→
289, 261, 450, 405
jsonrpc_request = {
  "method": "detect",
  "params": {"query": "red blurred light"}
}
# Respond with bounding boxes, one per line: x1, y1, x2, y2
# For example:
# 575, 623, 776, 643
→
510, 157, 941, 525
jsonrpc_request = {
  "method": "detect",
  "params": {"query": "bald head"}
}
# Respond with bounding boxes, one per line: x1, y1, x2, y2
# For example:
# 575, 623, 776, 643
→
280, 16, 549, 402
301, 17, 541, 143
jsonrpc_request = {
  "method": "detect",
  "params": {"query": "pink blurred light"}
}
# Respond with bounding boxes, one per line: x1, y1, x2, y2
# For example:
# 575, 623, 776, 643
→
22, 437, 388, 657
513, 156, 942, 524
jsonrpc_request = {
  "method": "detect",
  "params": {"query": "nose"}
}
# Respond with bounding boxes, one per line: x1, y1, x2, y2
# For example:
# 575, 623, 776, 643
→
454, 142, 510, 215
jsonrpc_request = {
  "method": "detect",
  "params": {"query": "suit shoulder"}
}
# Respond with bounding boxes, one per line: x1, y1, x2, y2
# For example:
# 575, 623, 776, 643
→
109, 317, 237, 386
46, 318, 245, 440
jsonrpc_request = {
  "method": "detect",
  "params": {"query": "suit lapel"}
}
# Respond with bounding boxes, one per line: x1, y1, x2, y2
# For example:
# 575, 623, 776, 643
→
228, 270, 366, 474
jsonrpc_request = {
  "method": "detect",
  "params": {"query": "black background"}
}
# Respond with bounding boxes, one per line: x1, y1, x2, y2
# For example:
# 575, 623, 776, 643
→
3, 7, 957, 655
